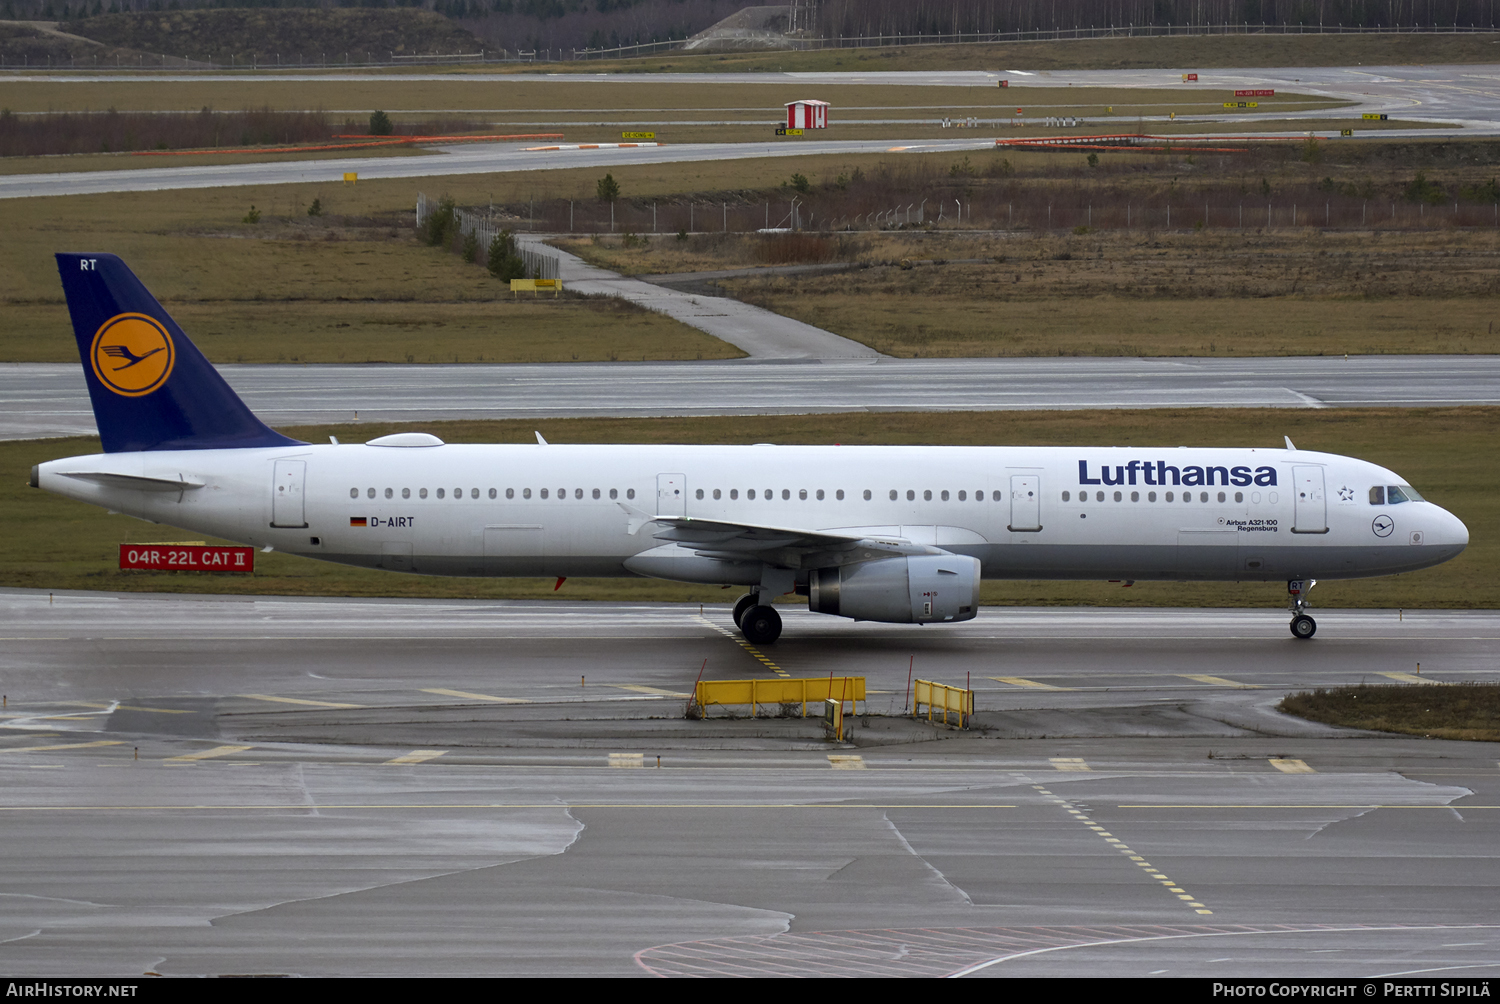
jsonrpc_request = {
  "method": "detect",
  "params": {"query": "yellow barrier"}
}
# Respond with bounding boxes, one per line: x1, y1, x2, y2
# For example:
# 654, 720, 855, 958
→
695, 676, 865, 718
510, 278, 562, 297
913, 678, 973, 729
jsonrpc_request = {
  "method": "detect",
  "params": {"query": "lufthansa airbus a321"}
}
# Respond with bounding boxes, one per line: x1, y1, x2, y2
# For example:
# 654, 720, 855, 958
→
31, 254, 1469, 643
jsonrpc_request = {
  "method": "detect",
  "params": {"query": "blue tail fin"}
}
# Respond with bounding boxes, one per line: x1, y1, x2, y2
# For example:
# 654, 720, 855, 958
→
56, 253, 303, 453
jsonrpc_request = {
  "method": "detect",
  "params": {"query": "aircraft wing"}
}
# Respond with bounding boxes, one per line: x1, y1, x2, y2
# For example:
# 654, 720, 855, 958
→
640, 513, 941, 569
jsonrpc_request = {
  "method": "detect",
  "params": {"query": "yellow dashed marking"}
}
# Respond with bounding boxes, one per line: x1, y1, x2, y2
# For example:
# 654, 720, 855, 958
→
610, 685, 692, 698
1378, 672, 1441, 685
1179, 674, 1260, 689
1, 740, 123, 754
696, 614, 790, 677
1021, 772, 1213, 916
166, 745, 253, 762
384, 750, 447, 765
1050, 757, 1092, 771
420, 688, 529, 704
608, 753, 644, 768
1270, 758, 1316, 774
238, 694, 365, 709
828, 755, 866, 770
65, 701, 193, 714
992, 676, 1072, 690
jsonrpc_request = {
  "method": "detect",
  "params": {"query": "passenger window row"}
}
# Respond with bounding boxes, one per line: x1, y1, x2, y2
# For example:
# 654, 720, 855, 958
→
1062, 490, 1246, 504
349, 487, 637, 501
692, 488, 1002, 502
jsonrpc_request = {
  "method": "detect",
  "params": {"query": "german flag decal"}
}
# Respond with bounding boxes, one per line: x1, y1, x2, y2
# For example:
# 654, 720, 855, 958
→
349, 517, 367, 527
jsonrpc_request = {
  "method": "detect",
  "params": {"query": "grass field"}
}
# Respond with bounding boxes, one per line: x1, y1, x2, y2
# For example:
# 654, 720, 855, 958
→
0, 78, 1328, 115
562, 228, 1500, 357
568, 32, 1500, 74
1280, 683, 1500, 742
1, 181, 734, 363
7, 407, 1493, 608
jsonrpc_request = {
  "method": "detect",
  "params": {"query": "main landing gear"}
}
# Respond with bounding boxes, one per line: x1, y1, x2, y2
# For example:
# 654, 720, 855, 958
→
1288, 579, 1317, 640
732, 590, 783, 645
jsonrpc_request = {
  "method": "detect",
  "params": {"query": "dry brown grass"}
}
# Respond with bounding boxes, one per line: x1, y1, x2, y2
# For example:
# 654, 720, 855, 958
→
7, 406, 1494, 608
578, 31, 1500, 74
1280, 683, 1500, 742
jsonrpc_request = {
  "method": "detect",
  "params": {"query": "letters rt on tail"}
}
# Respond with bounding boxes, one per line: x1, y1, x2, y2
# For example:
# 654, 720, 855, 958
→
55, 253, 301, 454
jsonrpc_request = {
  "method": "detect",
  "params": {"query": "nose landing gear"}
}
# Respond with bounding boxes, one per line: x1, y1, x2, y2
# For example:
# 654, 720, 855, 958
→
1288, 579, 1317, 639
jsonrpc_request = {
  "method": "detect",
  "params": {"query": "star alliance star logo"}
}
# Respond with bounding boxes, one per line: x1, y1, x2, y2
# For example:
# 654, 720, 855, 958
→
1337, 485, 1355, 502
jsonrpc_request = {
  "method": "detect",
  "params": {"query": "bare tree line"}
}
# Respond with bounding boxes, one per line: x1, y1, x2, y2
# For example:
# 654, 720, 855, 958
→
816, 0, 1500, 34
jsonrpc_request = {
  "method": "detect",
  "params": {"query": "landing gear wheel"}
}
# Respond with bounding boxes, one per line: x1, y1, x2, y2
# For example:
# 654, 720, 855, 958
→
1290, 614, 1317, 640
732, 592, 758, 628
740, 605, 782, 645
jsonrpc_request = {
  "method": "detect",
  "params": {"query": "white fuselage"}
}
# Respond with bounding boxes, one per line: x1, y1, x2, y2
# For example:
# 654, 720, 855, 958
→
36, 441, 1469, 585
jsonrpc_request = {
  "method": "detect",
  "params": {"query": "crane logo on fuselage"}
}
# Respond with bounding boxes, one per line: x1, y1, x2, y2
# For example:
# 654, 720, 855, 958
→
90, 313, 175, 397
1078, 460, 1277, 487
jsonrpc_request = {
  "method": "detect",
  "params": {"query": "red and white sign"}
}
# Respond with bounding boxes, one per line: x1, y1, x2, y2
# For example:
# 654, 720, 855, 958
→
1182, 73, 1199, 81
119, 544, 255, 573
1235, 89, 1275, 97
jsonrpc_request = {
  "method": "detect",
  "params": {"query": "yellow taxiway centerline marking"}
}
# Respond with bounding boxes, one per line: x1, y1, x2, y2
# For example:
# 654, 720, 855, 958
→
1378, 672, 1442, 685
1179, 674, 1260, 689
1270, 758, 1316, 774
695, 614, 792, 678
1050, 757, 1092, 771
384, 750, 447, 765
165, 745, 253, 762
420, 688, 529, 704
0, 740, 124, 753
992, 677, 1073, 690
237, 694, 365, 708
610, 685, 692, 698
828, 755, 866, 770
64, 701, 192, 714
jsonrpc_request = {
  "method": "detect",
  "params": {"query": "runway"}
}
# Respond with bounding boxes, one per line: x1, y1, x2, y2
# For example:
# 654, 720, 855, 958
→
5, 354, 1497, 441
4, 63, 1500, 199
1, 588, 1497, 976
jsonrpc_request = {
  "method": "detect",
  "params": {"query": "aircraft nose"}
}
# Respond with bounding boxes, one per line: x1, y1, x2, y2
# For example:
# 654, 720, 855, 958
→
1433, 505, 1469, 551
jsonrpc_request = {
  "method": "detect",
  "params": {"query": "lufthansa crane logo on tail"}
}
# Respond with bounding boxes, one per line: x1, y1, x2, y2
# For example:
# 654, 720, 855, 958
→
90, 313, 174, 397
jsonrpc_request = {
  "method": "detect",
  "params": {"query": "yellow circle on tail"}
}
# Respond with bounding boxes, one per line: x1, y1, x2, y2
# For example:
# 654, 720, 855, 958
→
90, 313, 174, 397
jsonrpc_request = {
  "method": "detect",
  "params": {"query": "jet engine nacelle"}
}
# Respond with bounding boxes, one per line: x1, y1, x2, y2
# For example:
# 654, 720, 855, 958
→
808, 554, 981, 624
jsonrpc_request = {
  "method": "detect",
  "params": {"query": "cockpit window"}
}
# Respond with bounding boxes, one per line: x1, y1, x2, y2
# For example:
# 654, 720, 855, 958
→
1398, 484, 1424, 502
1386, 485, 1411, 504
1369, 486, 1385, 505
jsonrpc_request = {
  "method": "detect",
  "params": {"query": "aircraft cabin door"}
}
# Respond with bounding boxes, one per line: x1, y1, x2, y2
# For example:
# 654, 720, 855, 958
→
270, 460, 308, 528
1008, 474, 1042, 532
1292, 466, 1328, 534
657, 473, 686, 518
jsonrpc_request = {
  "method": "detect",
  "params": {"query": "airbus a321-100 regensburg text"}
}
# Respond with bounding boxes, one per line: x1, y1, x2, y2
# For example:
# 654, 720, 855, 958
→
32, 254, 1469, 643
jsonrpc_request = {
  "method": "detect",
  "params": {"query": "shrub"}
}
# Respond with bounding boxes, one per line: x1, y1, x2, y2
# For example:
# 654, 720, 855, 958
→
307, 198, 322, 217
422, 195, 455, 246
369, 110, 393, 136
789, 172, 810, 193
462, 229, 479, 263
596, 173, 620, 202
487, 230, 525, 281
242, 205, 260, 224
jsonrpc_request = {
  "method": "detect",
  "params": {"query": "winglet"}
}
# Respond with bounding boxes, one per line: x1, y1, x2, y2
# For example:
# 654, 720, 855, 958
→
535, 431, 548, 446
616, 501, 661, 535
1284, 436, 1297, 451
